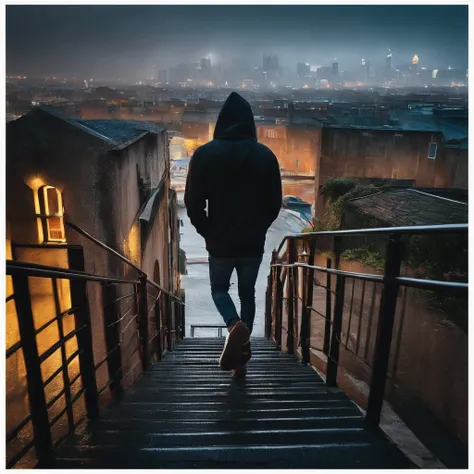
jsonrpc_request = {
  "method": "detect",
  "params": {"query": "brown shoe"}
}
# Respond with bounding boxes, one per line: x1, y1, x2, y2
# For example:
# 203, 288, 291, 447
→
219, 321, 250, 371
232, 365, 247, 378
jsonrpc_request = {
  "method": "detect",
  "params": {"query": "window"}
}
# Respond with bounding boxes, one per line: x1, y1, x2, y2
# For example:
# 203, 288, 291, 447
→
264, 129, 278, 139
38, 186, 66, 242
295, 159, 299, 168
428, 142, 437, 160
391, 168, 399, 179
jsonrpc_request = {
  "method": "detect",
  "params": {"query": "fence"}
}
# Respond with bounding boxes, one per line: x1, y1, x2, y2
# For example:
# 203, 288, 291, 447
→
265, 224, 468, 430
6, 226, 184, 468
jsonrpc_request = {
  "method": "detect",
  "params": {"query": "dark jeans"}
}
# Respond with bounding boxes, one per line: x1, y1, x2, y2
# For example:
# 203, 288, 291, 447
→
209, 255, 263, 334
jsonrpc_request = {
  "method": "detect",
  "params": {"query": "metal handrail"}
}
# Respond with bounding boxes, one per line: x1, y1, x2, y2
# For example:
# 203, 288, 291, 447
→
65, 221, 142, 273
6, 260, 140, 285
6, 250, 186, 468
276, 223, 467, 254
65, 221, 183, 304
267, 223, 468, 430
270, 262, 468, 293
295, 223, 467, 238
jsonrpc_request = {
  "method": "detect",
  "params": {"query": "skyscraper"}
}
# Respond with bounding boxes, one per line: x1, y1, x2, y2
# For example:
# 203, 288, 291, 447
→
411, 54, 419, 73
332, 58, 339, 78
200, 56, 212, 72
360, 58, 370, 82
263, 54, 280, 84
297, 62, 311, 78
386, 50, 392, 71
158, 69, 168, 83
200, 55, 212, 85
317, 66, 332, 81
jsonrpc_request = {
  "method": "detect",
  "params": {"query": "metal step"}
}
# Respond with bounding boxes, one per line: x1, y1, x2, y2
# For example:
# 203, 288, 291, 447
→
55, 442, 413, 469
54, 336, 414, 469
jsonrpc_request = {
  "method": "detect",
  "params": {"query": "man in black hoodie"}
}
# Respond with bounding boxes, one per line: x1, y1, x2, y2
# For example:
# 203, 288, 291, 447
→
185, 92, 282, 376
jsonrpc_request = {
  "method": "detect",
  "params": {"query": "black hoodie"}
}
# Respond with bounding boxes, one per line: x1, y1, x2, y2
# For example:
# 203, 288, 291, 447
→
184, 92, 282, 258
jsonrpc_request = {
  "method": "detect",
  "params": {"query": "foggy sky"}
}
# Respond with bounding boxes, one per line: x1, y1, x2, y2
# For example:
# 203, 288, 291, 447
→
6, 5, 468, 80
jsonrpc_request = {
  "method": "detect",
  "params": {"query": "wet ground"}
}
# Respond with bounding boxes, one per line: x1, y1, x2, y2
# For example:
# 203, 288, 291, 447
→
177, 186, 309, 338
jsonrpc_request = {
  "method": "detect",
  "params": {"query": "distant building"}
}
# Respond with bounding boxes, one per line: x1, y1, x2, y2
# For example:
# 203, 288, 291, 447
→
317, 66, 332, 81
257, 119, 322, 176
385, 50, 392, 79
297, 62, 311, 79
200, 56, 212, 73
315, 122, 468, 215
332, 59, 339, 79
360, 58, 371, 82
181, 110, 219, 152
78, 99, 109, 119
263, 54, 280, 84
158, 69, 168, 83
169, 63, 190, 85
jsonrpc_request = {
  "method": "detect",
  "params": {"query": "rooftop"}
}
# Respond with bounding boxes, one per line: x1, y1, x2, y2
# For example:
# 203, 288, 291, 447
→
346, 188, 468, 227
72, 119, 165, 146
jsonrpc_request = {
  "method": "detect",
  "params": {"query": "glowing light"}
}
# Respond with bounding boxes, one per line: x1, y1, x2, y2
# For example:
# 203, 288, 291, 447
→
26, 175, 46, 191
412, 55, 419, 65
432, 69, 439, 79
124, 224, 141, 266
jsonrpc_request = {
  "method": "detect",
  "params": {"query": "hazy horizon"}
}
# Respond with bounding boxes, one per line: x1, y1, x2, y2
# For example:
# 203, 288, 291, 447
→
6, 5, 468, 81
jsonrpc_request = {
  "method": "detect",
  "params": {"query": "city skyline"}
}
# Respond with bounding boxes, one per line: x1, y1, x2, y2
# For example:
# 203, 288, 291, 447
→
6, 5, 468, 81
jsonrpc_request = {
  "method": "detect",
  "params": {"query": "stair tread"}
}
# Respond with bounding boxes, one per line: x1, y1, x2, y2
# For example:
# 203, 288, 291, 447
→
55, 337, 414, 469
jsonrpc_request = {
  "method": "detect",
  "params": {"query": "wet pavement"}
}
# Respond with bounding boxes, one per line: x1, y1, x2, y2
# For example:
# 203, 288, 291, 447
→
177, 192, 307, 338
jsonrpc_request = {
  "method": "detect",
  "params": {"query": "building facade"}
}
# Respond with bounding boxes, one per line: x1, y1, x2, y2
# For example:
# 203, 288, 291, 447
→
6, 109, 182, 434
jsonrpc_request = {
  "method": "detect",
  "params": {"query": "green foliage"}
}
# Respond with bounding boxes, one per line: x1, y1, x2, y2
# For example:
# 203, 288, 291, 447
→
317, 177, 467, 330
340, 248, 386, 271
406, 233, 468, 280
320, 177, 358, 202
319, 177, 387, 231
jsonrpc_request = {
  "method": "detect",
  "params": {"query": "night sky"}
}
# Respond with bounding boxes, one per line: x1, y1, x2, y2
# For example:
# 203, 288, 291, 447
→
6, 4, 469, 80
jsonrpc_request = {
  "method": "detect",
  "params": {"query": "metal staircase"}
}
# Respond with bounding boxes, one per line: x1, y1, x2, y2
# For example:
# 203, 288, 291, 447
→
54, 338, 414, 469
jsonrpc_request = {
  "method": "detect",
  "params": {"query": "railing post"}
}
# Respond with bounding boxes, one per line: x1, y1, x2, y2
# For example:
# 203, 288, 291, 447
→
264, 271, 272, 339
323, 258, 332, 355
153, 290, 163, 359
12, 273, 55, 468
300, 240, 315, 364
138, 274, 149, 371
67, 247, 99, 420
326, 274, 345, 387
275, 264, 283, 350
165, 293, 173, 351
266, 251, 277, 340
365, 235, 403, 428
179, 289, 185, 339
102, 282, 123, 400
286, 239, 296, 355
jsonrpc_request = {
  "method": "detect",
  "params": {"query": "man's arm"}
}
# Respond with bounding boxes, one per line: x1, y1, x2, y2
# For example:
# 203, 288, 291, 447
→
184, 148, 210, 238
264, 152, 283, 229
